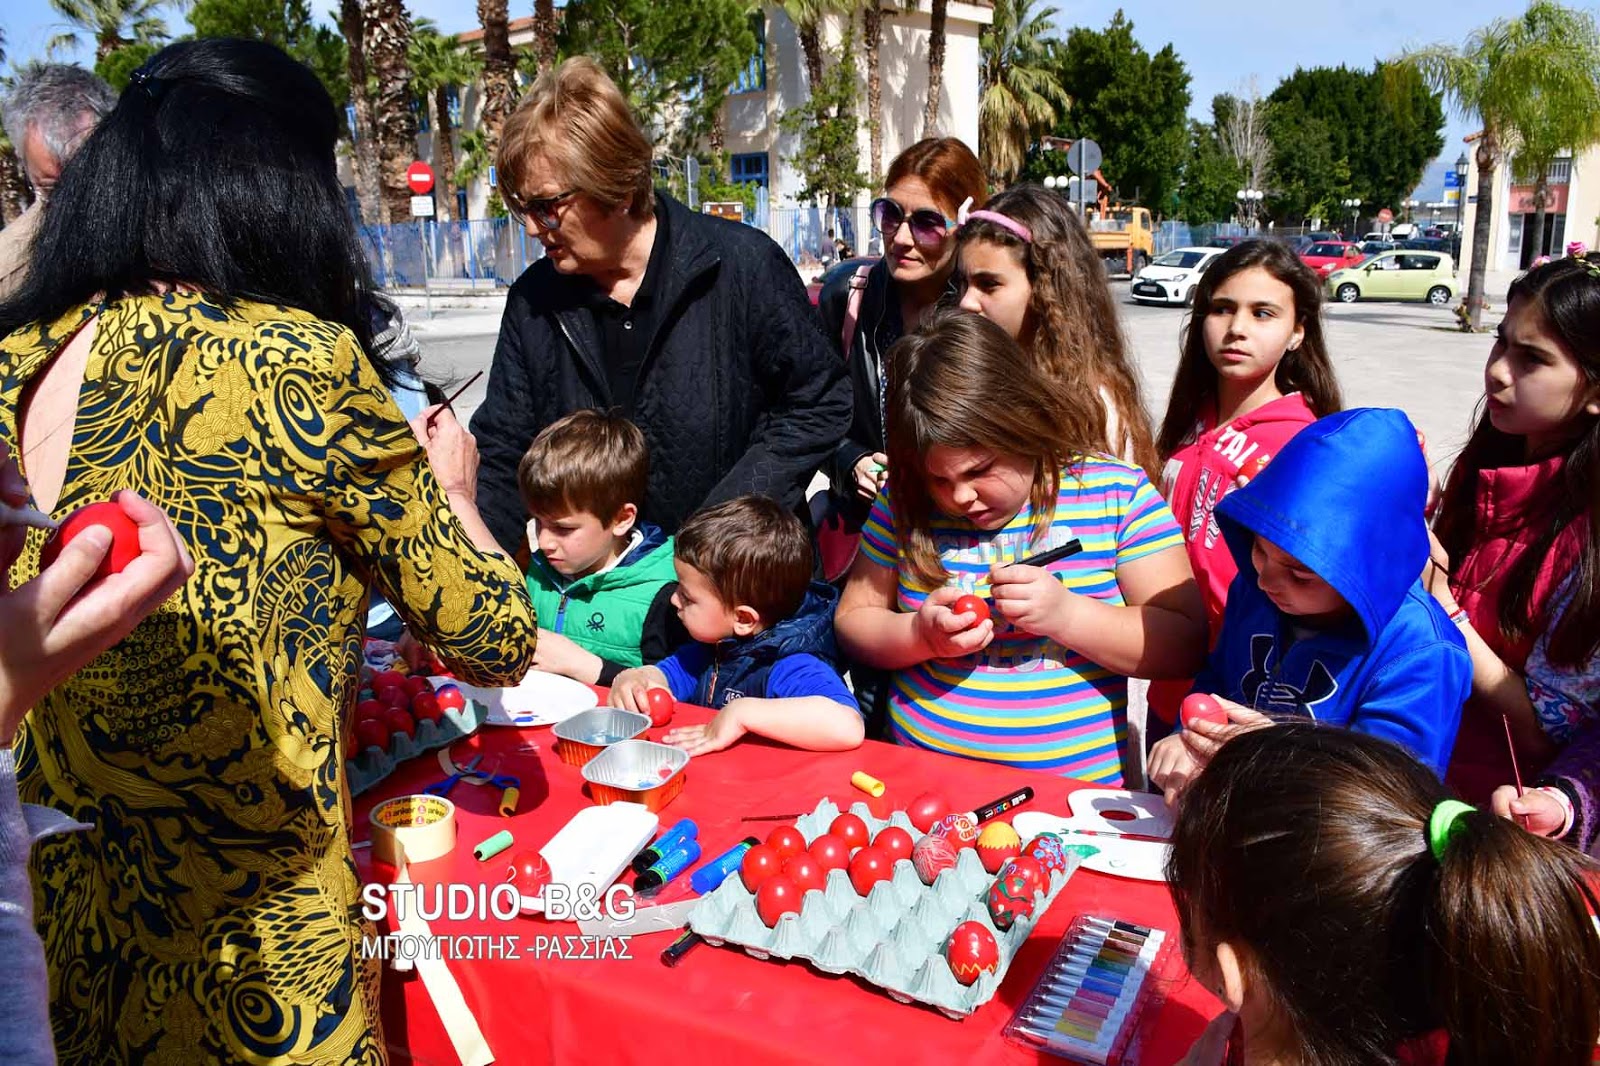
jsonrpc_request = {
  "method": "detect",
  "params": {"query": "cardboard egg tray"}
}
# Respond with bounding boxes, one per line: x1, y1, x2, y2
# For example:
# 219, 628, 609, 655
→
688, 798, 1081, 1017
346, 700, 488, 797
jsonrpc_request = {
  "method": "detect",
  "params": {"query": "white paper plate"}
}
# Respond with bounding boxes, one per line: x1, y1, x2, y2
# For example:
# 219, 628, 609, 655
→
432, 670, 599, 727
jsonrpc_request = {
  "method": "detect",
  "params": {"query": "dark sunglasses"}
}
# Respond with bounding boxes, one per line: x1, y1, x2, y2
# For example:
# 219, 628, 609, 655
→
871, 197, 955, 246
510, 188, 579, 230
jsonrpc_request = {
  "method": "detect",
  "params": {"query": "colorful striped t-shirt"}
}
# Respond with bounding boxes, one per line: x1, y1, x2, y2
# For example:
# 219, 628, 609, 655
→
859, 458, 1184, 783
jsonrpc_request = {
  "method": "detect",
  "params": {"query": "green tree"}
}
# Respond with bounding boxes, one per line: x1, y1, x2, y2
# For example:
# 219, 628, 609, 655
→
1503, 37, 1600, 259
1398, 0, 1600, 329
1176, 114, 1244, 223
1046, 11, 1191, 213
560, 0, 758, 160
188, 0, 348, 113
47, 0, 171, 61
978, 0, 1070, 185
409, 21, 480, 221
1266, 64, 1443, 225
1265, 100, 1350, 222
94, 40, 161, 90
781, 25, 867, 221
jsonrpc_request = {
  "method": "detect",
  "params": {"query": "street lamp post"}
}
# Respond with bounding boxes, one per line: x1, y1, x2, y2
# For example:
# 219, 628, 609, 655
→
1341, 198, 1361, 240
1235, 188, 1263, 229
1454, 153, 1468, 237
1403, 199, 1418, 225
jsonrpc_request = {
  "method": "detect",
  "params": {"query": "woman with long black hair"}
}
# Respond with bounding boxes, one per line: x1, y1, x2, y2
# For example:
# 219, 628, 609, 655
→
0, 39, 535, 1063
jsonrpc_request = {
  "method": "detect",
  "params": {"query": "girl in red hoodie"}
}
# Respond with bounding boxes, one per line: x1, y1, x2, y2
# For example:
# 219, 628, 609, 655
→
1429, 251, 1600, 807
1148, 240, 1343, 730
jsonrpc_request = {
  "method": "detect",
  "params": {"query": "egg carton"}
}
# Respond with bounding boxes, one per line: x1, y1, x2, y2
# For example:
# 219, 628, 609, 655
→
688, 797, 1081, 1018
346, 699, 487, 797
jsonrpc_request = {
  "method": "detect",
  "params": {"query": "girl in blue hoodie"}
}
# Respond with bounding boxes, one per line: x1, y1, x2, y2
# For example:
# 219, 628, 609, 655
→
1149, 408, 1472, 803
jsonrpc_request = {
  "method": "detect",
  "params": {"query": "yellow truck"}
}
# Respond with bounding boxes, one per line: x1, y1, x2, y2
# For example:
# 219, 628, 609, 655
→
1083, 201, 1154, 278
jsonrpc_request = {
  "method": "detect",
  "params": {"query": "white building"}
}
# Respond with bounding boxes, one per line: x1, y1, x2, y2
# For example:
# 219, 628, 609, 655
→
1457, 143, 1600, 283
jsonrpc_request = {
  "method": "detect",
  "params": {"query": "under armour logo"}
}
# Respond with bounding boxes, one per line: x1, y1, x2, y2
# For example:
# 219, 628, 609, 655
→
586, 612, 605, 633
1239, 634, 1338, 718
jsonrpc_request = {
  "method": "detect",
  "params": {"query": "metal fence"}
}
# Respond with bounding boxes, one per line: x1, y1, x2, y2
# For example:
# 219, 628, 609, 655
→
360, 219, 544, 290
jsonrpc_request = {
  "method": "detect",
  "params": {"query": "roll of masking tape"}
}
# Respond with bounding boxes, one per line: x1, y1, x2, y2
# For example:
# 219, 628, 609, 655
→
851, 771, 886, 798
370, 794, 458, 866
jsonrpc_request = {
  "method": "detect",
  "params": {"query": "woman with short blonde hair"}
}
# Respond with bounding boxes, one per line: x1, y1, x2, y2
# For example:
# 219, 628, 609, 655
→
470, 58, 851, 548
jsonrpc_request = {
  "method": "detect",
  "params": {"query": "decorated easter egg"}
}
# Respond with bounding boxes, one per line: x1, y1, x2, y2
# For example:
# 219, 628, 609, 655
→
829, 813, 869, 852
985, 869, 1037, 931
873, 826, 915, 864
945, 920, 1000, 986
912, 832, 960, 885
1181, 693, 1228, 729
932, 811, 980, 848
505, 849, 551, 898
999, 854, 1046, 899
975, 821, 1021, 873
1023, 833, 1068, 877
907, 792, 950, 834
755, 876, 801, 927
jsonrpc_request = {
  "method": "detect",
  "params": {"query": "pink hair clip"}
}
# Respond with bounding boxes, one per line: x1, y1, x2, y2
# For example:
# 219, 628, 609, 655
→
957, 197, 1032, 242
1566, 240, 1588, 258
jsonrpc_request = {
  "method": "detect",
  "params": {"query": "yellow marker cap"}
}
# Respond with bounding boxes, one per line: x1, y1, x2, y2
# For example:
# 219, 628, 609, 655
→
499, 786, 520, 817
851, 771, 886, 798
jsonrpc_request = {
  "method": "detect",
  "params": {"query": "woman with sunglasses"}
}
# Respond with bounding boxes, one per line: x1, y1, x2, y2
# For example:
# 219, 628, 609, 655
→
469, 57, 851, 552
817, 138, 987, 533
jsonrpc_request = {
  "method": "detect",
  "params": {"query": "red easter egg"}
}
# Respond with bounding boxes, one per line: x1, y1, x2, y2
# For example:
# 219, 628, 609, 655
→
505, 849, 551, 897
740, 844, 783, 892
755, 875, 801, 927
808, 833, 851, 874
355, 699, 388, 722
1181, 693, 1229, 729
384, 708, 415, 740
765, 825, 806, 862
381, 686, 412, 711
951, 594, 990, 628
784, 852, 826, 895
403, 675, 432, 697
848, 845, 893, 896
410, 692, 442, 724
946, 920, 1000, 985
343, 727, 358, 761
371, 670, 406, 695
644, 687, 675, 728
874, 826, 915, 864
1242, 454, 1270, 481
907, 792, 950, 834
354, 717, 389, 752
829, 813, 869, 852
38, 500, 141, 581
434, 685, 466, 712
999, 854, 1046, 899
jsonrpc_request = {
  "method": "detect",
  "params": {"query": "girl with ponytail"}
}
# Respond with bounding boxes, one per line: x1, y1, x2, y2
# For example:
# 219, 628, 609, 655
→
1167, 723, 1600, 1066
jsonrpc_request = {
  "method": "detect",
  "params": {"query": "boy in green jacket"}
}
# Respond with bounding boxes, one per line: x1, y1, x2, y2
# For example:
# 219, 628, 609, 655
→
519, 410, 684, 684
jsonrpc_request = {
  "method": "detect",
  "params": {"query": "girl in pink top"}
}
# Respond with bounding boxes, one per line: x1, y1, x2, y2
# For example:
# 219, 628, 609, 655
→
1149, 240, 1343, 729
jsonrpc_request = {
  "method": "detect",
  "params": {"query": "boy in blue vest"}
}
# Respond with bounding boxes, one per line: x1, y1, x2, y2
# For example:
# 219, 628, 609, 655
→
610, 496, 865, 755
519, 410, 684, 684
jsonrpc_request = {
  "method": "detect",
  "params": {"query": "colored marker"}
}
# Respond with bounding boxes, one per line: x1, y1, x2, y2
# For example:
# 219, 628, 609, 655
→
688, 836, 759, 894
632, 818, 699, 873
633, 840, 702, 892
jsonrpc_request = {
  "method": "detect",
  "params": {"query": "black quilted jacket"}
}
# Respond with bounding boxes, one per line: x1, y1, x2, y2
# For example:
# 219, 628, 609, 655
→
471, 192, 853, 550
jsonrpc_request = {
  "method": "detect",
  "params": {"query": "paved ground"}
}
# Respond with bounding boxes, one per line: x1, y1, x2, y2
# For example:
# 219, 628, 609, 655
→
401, 287, 1498, 480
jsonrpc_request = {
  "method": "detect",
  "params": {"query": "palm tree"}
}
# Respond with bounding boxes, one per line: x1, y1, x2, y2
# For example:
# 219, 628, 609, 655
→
920, 0, 948, 136
1504, 19, 1600, 261
47, 0, 169, 62
1400, 0, 1600, 330
475, 0, 519, 164
860, 0, 884, 185
410, 22, 481, 222
781, 0, 847, 91
978, 0, 1069, 185
340, 0, 384, 224
533, 0, 558, 76
362, 0, 420, 225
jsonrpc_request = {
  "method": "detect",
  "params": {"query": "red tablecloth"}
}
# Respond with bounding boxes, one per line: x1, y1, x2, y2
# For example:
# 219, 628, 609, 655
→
355, 694, 1221, 1066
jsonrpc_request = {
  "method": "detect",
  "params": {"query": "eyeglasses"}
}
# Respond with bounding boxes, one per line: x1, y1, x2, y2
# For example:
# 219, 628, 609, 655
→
509, 188, 579, 230
871, 197, 955, 246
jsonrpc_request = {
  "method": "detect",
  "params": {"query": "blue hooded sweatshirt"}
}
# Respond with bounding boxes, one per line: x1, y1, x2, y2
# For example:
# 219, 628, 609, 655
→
1194, 408, 1470, 773
657, 582, 860, 712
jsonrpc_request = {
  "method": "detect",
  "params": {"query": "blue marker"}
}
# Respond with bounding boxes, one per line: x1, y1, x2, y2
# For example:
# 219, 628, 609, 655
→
688, 836, 760, 894
633, 840, 703, 892
631, 818, 699, 873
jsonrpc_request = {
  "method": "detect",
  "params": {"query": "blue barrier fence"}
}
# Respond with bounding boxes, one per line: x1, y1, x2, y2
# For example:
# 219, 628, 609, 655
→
360, 219, 544, 289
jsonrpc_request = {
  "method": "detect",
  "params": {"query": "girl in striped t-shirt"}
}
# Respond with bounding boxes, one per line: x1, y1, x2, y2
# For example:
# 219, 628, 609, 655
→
835, 312, 1207, 784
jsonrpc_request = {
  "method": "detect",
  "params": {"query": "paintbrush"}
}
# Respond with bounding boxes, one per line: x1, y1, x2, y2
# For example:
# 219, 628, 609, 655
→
1502, 713, 1529, 829
0, 500, 57, 532
424, 370, 485, 432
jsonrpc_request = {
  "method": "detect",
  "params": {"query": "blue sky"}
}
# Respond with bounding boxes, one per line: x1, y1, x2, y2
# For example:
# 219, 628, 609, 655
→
4, 0, 1525, 199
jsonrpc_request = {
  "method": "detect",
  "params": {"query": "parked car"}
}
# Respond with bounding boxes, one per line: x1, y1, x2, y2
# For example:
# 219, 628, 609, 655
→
1326, 251, 1457, 305
1207, 235, 1250, 249
1283, 235, 1315, 254
1308, 231, 1343, 242
1300, 241, 1366, 277
1130, 246, 1223, 306
806, 256, 876, 306
1361, 231, 1388, 243
1358, 240, 1396, 255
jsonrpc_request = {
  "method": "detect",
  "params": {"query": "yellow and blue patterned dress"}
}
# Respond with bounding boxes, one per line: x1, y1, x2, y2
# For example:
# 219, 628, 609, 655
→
0, 293, 537, 1065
